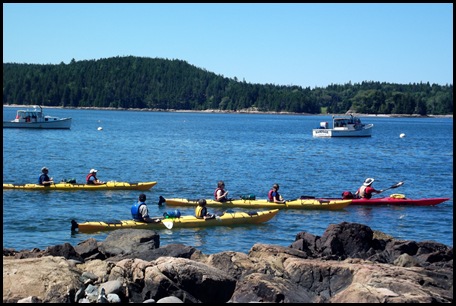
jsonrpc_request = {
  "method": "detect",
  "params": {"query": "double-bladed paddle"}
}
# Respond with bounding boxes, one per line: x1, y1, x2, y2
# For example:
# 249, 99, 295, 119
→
379, 181, 404, 193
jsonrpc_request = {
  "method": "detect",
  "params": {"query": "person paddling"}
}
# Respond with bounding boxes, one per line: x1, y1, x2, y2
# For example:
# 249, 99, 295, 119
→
355, 178, 382, 199
268, 183, 285, 204
195, 199, 215, 219
131, 194, 160, 223
86, 169, 104, 185
214, 180, 230, 202
38, 167, 54, 186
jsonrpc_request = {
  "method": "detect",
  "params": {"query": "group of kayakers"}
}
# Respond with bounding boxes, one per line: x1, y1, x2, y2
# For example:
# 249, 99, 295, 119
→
214, 178, 382, 203
129, 178, 382, 224
131, 193, 216, 224
38, 167, 105, 186
213, 180, 285, 204
39, 166, 380, 224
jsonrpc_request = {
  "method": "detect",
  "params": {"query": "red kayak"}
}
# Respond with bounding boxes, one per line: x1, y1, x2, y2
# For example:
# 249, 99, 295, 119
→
324, 182, 450, 206
318, 195, 450, 206
347, 197, 450, 206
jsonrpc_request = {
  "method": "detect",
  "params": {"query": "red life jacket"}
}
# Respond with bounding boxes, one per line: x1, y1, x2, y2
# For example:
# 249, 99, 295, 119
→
267, 189, 274, 201
214, 187, 225, 200
86, 173, 96, 184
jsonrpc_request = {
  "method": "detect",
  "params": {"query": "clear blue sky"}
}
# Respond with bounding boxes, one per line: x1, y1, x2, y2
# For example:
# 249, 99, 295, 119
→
3, 3, 453, 88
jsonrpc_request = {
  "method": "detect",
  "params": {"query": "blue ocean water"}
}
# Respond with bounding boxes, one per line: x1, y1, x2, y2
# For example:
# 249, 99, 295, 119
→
3, 107, 453, 254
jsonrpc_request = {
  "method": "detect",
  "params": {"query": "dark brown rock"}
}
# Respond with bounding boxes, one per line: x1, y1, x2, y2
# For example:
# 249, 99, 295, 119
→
108, 243, 202, 262
74, 237, 102, 259
98, 229, 159, 257
43, 242, 84, 262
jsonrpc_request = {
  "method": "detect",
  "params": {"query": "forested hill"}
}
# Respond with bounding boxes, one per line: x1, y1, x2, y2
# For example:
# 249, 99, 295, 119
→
2, 56, 453, 115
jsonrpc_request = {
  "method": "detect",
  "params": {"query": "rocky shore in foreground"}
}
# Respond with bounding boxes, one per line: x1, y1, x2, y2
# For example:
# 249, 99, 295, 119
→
3, 222, 453, 303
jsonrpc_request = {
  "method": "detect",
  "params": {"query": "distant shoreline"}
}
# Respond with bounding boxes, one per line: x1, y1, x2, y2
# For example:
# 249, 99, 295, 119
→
3, 104, 453, 118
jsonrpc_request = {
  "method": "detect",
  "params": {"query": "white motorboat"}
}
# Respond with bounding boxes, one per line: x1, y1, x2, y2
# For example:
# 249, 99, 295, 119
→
312, 114, 373, 137
3, 105, 72, 129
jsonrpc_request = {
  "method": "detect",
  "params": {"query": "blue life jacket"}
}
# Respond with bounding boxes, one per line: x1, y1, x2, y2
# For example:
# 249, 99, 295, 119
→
131, 202, 145, 221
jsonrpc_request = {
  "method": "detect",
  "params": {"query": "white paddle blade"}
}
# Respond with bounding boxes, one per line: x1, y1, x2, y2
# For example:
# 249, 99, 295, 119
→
162, 221, 173, 229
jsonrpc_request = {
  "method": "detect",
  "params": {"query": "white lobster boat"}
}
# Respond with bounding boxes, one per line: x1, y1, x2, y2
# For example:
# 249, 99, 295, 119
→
312, 114, 373, 137
3, 105, 72, 129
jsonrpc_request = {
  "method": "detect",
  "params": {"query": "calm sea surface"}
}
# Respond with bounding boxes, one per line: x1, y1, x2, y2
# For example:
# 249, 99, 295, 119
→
3, 107, 454, 254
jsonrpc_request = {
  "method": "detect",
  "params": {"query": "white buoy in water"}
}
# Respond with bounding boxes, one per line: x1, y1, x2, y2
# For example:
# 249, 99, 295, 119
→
97, 127, 103, 131
400, 133, 405, 138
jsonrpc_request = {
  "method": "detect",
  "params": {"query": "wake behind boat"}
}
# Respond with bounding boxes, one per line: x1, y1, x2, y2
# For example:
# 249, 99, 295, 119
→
71, 209, 279, 233
3, 181, 157, 191
312, 114, 373, 137
159, 196, 351, 210
3, 105, 72, 129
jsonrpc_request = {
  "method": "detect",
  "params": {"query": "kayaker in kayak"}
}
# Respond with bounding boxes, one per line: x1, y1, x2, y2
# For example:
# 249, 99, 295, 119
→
131, 194, 160, 223
214, 180, 230, 202
86, 169, 105, 185
38, 167, 54, 186
195, 199, 215, 219
268, 183, 285, 204
355, 178, 382, 199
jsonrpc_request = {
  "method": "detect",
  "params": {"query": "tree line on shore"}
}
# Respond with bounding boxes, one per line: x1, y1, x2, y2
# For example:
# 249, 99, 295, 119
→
3, 56, 453, 115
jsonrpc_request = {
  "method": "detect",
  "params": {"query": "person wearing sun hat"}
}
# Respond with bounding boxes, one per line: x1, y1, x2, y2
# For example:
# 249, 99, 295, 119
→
355, 177, 382, 199
38, 167, 54, 185
86, 168, 105, 185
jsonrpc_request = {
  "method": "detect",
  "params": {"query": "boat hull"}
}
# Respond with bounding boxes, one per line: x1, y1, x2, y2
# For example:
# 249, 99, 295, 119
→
162, 197, 351, 210
320, 195, 449, 206
72, 209, 279, 233
3, 117, 72, 129
3, 181, 157, 191
313, 124, 373, 137
347, 197, 450, 206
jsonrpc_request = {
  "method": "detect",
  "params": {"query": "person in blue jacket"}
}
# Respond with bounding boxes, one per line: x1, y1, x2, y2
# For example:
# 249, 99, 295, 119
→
131, 194, 159, 223
38, 167, 54, 185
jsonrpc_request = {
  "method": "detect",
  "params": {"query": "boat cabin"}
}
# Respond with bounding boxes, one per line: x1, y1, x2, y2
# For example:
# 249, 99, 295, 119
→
14, 109, 44, 123
13, 106, 61, 123
313, 114, 372, 137
333, 115, 362, 129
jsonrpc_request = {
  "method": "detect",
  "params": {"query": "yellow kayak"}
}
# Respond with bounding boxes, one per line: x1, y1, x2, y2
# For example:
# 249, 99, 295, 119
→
71, 209, 279, 233
160, 196, 351, 210
3, 181, 157, 191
